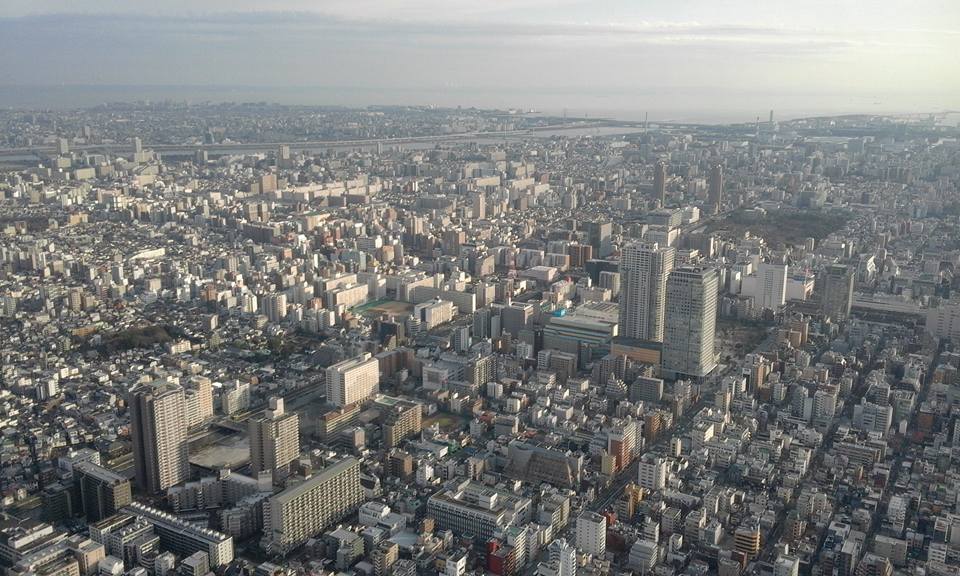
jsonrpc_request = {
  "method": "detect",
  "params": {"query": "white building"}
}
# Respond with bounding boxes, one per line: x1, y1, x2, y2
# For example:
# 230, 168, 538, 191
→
618, 242, 675, 342
741, 262, 788, 311
637, 455, 668, 492
326, 354, 380, 407
773, 555, 799, 576
575, 512, 606, 558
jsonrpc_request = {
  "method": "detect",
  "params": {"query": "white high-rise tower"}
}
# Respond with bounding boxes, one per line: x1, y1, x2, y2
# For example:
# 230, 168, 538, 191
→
619, 242, 675, 342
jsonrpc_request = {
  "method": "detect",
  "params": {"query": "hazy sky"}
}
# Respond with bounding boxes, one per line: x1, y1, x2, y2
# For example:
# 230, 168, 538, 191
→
1, 0, 958, 120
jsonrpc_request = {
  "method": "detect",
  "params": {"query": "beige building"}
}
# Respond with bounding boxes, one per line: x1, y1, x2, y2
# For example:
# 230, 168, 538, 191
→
249, 397, 300, 474
129, 381, 188, 494
261, 458, 363, 555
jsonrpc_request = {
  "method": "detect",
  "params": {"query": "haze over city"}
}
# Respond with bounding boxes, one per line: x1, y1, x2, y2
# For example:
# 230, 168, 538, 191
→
2, 0, 959, 121
2, 4, 960, 576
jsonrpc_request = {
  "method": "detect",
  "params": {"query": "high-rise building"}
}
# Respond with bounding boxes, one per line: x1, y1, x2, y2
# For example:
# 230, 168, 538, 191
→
128, 381, 189, 494
585, 221, 613, 259
374, 396, 422, 448
733, 521, 761, 560
821, 264, 855, 322
575, 512, 606, 557
662, 267, 719, 381
545, 539, 577, 576
757, 262, 788, 311
261, 458, 364, 555
249, 397, 300, 475
653, 161, 667, 206
708, 163, 724, 215
183, 377, 213, 430
473, 193, 486, 219
326, 354, 380, 407
501, 302, 535, 337
619, 242, 675, 342
74, 462, 132, 522
637, 454, 668, 492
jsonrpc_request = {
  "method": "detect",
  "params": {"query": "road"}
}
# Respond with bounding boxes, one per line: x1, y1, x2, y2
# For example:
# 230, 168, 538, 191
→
0, 122, 639, 159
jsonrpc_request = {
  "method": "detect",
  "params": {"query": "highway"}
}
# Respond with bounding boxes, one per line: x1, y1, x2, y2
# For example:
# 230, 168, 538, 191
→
0, 122, 640, 160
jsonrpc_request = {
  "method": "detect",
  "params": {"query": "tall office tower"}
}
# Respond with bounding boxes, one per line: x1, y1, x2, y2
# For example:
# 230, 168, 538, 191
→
757, 262, 788, 310
662, 267, 719, 381
261, 458, 364, 555
575, 512, 607, 557
619, 242, 675, 342
326, 353, 380, 407
128, 381, 189, 494
821, 264, 855, 322
249, 397, 300, 475
278, 144, 291, 167
585, 221, 613, 258
653, 160, 667, 206
74, 462, 132, 522
133, 137, 142, 155
708, 162, 724, 215
56, 137, 70, 155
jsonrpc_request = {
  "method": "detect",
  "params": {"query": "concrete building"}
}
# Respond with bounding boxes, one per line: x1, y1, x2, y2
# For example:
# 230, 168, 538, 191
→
123, 503, 234, 567
662, 267, 719, 381
637, 454, 668, 492
128, 382, 189, 494
575, 512, 606, 558
249, 397, 300, 474
708, 163, 723, 214
326, 354, 380, 408
653, 160, 667, 206
426, 480, 532, 542
374, 395, 422, 449
261, 458, 363, 555
619, 242, 675, 342
821, 264, 855, 322
74, 463, 132, 523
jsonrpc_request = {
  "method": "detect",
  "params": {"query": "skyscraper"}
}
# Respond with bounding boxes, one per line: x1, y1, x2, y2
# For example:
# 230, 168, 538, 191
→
129, 381, 189, 494
662, 266, 719, 381
653, 160, 667, 206
249, 397, 300, 475
619, 242, 675, 342
326, 353, 380, 407
708, 162, 724, 215
821, 264, 855, 322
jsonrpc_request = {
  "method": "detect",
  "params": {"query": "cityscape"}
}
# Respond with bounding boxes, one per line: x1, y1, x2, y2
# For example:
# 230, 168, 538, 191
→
2, 3, 960, 576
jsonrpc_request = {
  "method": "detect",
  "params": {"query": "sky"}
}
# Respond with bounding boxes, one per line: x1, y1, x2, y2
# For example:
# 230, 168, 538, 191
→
1, 0, 958, 122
